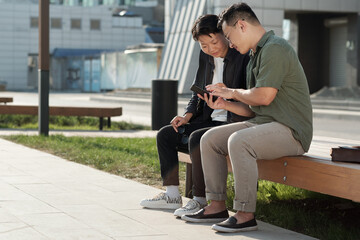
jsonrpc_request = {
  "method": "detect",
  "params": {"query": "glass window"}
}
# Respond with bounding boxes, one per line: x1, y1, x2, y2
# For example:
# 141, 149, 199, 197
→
51, 18, 62, 29
90, 19, 101, 30
71, 19, 82, 30
30, 17, 38, 28
82, 0, 100, 6
50, 0, 64, 4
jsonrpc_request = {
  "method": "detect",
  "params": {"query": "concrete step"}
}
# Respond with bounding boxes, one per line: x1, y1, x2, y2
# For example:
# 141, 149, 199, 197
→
311, 98, 360, 111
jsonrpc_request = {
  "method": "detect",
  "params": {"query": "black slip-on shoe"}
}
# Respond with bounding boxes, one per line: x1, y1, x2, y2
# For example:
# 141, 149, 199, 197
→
211, 216, 258, 233
181, 208, 229, 223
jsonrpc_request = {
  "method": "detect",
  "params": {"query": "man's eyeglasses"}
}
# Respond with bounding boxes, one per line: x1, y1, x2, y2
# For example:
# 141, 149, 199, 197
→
224, 19, 242, 43
177, 126, 189, 145
224, 21, 237, 43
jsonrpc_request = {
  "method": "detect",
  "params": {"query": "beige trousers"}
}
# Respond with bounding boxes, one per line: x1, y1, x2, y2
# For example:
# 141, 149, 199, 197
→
200, 121, 305, 212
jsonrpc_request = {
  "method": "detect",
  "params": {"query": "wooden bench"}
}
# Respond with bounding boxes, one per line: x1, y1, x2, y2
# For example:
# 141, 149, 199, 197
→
0, 97, 13, 104
179, 135, 360, 202
0, 105, 122, 130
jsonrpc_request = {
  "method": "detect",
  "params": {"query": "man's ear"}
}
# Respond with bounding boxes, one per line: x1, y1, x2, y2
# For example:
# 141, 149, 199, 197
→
238, 20, 246, 32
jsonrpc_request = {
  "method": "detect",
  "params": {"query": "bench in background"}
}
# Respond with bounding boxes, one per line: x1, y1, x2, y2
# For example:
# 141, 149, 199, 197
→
179, 135, 360, 202
0, 105, 122, 130
0, 97, 13, 104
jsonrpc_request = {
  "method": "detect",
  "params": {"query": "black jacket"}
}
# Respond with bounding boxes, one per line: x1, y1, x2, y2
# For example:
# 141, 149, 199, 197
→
185, 48, 250, 123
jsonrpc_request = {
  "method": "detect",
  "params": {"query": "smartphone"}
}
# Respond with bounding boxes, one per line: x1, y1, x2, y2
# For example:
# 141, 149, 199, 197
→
190, 85, 217, 100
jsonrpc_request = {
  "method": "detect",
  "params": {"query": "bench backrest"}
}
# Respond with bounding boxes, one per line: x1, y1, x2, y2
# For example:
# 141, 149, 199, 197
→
0, 97, 13, 103
0, 105, 122, 117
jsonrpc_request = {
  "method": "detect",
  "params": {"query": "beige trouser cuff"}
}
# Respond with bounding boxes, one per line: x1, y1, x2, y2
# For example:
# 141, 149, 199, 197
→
233, 200, 256, 212
206, 192, 227, 201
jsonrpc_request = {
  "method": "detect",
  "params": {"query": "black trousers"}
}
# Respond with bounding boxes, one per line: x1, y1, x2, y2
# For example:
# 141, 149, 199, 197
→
156, 121, 225, 197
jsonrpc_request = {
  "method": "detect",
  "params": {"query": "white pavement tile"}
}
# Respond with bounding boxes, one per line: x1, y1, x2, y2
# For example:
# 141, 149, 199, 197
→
17, 213, 91, 237
0, 222, 28, 233
0, 208, 20, 223
0, 164, 26, 177
0, 200, 60, 216
13, 183, 67, 195
98, 191, 162, 211
92, 177, 160, 193
0, 182, 36, 201
33, 192, 94, 207
114, 236, 169, 240
257, 221, 316, 240
42, 229, 114, 240
58, 204, 163, 238
0, 226, 50, 240
0, 175, 47, 185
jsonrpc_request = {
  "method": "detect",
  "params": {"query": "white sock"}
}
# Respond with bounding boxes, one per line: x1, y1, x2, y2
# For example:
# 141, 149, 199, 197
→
193, 196, 207, 206
165, 185, 180, 198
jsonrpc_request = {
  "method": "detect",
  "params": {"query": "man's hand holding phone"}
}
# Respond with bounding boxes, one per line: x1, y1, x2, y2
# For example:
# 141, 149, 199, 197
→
191, 84, 226, 110
190, 85, 217, 101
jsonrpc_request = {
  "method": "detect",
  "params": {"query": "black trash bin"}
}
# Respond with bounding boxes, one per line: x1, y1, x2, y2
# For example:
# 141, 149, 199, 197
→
151, 79, 178, 130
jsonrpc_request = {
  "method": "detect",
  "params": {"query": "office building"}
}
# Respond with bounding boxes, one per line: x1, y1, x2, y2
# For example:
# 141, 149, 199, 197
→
0, 0, 162, 91
160, 0, 360, 95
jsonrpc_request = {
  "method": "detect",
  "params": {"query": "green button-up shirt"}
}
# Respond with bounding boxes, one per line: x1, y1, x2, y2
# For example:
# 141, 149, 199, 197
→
247, 31, 313, 151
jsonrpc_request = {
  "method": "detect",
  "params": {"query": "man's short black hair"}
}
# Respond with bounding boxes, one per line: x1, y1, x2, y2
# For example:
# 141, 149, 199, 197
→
218, 3, 260, 28
191, 14, 222, 41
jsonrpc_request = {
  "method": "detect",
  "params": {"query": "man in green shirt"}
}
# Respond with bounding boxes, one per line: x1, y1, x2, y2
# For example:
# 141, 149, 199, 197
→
181, 3, 313, 233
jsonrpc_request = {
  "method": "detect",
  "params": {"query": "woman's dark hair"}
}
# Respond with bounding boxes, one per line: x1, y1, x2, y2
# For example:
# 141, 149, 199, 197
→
218, 3, 260, 28
191, 14, 222, 41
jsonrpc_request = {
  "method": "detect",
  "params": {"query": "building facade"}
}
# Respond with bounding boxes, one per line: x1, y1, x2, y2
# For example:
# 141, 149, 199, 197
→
0, 0, 151, 90
160, 0, 360, 95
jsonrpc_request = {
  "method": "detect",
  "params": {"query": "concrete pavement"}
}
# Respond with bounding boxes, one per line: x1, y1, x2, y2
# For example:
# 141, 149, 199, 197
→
0, 137, 317, 240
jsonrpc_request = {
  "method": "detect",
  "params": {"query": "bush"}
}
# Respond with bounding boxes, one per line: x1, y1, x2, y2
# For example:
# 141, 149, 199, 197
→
0, 114, 37, 127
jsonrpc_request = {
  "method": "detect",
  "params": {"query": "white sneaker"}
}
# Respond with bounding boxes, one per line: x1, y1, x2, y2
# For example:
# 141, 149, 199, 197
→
173, 199, 206, 217
140, 192, 182, 209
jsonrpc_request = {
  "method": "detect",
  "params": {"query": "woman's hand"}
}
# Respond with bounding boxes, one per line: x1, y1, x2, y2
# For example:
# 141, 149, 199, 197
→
170, 113, 192, 132
197, 93, 227, 110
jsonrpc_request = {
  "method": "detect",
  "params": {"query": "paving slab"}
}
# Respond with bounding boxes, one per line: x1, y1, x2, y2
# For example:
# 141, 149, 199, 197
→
0, 138, 317, 240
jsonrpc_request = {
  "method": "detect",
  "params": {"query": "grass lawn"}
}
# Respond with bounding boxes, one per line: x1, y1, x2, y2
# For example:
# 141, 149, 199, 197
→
2, 134, 360, 240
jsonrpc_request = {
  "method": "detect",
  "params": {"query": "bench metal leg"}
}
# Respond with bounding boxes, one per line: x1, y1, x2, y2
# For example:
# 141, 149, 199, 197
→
107, 117, 111, 128
185, 163, 193, 198
99, 117, 103, 131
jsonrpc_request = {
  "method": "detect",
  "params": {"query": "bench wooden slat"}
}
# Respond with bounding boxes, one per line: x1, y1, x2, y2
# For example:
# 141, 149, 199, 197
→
0, 105, 122, 117
179, 152, 360, 202
0, 105, 38, 115
0, 97, 13, 104
258, 156, 360, 202
49, 106, 122, 117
